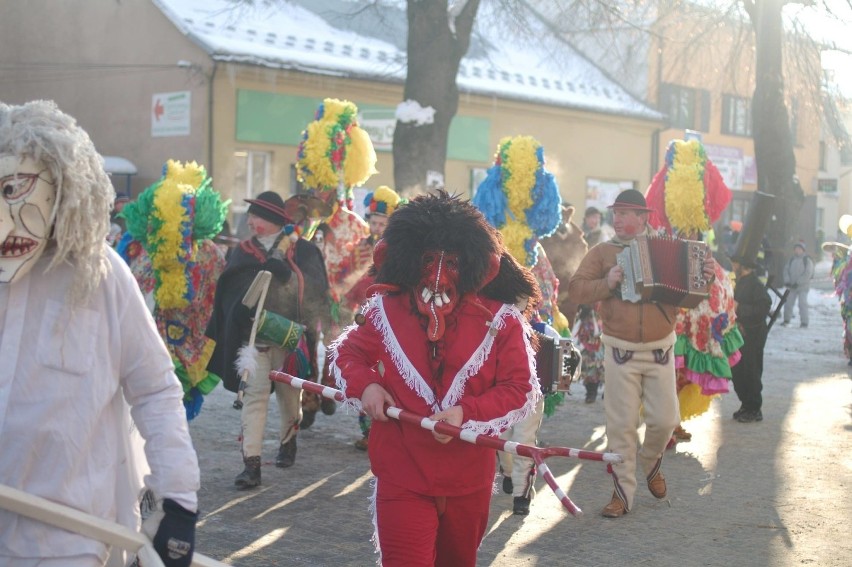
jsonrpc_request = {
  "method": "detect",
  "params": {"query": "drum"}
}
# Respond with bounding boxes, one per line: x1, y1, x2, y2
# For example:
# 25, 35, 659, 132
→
535, 332, 582, 395
256, 309, 306, 350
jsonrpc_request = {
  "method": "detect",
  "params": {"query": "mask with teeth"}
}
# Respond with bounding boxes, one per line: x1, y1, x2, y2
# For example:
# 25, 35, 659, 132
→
416, 250, 460, 341
0, 155, 56, 284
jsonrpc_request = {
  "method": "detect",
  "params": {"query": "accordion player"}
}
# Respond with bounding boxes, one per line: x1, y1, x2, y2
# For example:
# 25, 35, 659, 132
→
616, 234, 711, 308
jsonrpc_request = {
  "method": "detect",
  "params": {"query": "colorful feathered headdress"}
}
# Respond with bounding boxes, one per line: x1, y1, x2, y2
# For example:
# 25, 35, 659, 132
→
295, 98, 377, 207
364, 185, 406, 218
472, 136, 562, 267
645, 139, 731, 236
120, 160, 229, 309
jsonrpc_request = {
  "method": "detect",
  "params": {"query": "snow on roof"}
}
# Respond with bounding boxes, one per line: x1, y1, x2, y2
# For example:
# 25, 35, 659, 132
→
155, 0, 663, 121
101, 155, 138, 175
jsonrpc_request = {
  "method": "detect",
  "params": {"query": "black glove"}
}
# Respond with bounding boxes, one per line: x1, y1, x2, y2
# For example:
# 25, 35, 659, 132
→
142, 498, 198, 567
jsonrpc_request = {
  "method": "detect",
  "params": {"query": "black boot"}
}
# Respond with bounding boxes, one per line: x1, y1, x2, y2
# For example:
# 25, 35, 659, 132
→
234, 456, 261, 489
585, 382, 599, 403
276, 436, 297, 468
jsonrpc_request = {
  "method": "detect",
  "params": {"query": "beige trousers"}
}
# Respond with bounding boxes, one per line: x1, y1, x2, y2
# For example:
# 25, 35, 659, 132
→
603, 345, 678, 510
498, 398, 545, 498
241, 347, 302, 458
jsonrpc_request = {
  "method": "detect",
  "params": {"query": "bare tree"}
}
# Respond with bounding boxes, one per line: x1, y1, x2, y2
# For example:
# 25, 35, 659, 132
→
392, 0, 480, 194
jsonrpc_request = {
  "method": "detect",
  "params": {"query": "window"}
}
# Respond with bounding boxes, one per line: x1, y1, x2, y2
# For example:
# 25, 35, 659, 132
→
233, 150, 271, 202
659, 83, 710, 131
721, 95, 752, 136
819, 141, 827, 172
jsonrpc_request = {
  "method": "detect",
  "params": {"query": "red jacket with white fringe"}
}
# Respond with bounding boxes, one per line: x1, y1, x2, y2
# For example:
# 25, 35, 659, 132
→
331, 292, 540, 496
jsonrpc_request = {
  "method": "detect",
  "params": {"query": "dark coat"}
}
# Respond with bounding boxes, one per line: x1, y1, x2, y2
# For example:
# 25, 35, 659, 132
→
206, 236, 330, 392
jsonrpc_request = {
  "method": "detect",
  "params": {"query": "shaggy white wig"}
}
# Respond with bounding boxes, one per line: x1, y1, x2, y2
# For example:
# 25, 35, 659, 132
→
0, 100, 113, 303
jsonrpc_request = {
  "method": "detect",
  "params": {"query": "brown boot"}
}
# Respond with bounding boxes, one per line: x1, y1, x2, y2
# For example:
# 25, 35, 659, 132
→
673, 425, 692, 441
647, 469, 667, 499
601, 492, 627, 518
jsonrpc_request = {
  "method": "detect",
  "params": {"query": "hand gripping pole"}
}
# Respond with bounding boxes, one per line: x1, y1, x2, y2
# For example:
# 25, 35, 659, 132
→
0, 484, 226, 567
269, 370, 623, 516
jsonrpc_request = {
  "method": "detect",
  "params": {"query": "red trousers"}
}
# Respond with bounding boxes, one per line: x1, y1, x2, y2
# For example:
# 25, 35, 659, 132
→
374, 480, 492, 567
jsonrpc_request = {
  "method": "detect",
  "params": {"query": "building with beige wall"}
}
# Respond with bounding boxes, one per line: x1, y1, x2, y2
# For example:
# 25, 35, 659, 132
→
1, 0, 663, 233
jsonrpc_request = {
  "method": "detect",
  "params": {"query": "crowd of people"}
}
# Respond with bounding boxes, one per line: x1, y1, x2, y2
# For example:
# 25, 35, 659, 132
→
2, 98, 840, 567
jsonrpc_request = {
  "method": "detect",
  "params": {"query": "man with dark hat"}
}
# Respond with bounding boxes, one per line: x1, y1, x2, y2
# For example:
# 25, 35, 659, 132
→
568, 189, 717, 518
206, 190, 330, 488
729, 254, 772, 423
330, 192, 542, 566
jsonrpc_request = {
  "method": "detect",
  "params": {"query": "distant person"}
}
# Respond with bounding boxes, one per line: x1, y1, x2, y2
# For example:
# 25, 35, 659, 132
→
730, 255, 772, 423
582, 206, 615, 246
781, 241, 814, 328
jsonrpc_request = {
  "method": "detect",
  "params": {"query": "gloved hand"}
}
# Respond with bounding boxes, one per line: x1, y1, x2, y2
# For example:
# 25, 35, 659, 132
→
141, 498, 198, 567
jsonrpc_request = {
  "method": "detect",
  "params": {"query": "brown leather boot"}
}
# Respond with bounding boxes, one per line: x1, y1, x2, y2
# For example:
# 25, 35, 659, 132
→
601, 492, 627, 518
647, 469, 667, 499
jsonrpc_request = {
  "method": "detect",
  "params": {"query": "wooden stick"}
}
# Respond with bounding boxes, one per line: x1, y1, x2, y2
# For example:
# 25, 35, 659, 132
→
0, 484, 226, 567
234, 270, 273, 410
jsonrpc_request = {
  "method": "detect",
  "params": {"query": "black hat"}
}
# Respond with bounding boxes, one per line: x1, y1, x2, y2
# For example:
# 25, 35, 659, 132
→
608, 189, 653, 212
730, 255, 759, 270
585, 206, 601, 217
245, 191, 291, 226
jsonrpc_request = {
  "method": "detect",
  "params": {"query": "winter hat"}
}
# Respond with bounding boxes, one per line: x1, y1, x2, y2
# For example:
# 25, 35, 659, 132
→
794, 241, 806, 252
472, 135, 562, 267
608, 189, 653, 212
363, 185, 405, 218
245, 191, 291, 226
644, 139, 731, 235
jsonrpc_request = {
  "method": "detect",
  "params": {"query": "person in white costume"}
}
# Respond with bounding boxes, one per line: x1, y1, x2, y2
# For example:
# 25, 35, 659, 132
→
0, 100, 200, 567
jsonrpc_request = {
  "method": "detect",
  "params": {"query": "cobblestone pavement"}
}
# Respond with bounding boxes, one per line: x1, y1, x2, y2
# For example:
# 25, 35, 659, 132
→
190, 271, 852, 566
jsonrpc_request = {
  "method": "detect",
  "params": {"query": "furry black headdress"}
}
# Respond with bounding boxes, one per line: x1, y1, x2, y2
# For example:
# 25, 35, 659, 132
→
377, 191, 538, 305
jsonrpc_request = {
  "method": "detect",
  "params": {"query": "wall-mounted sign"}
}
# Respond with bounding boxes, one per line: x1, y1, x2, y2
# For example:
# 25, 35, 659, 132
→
151, 91, 191, 137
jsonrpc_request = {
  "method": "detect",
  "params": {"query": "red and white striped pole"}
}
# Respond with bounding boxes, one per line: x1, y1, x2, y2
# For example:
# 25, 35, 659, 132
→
270, 370, 622, 517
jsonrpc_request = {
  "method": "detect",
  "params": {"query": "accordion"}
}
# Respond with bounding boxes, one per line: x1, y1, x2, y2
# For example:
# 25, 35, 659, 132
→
534, 332, 582, 395
616, 235, 710, 308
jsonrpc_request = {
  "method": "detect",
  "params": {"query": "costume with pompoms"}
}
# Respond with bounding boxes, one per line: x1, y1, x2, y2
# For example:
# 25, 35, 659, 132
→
473, 135, 565, 514
645, 140, 743, 434
118, 160, 228, 419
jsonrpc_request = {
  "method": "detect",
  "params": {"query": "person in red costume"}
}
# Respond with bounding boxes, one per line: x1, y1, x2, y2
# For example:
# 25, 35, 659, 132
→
330, 192, 542, 567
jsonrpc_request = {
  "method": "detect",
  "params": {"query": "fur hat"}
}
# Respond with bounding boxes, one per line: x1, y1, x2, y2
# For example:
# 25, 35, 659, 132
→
245, 191, 291, 226
376, 191, 537, 304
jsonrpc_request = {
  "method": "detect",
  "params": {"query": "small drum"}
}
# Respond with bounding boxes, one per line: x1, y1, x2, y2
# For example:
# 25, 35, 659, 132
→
256, 309, 306, 350
535, 332, 582, 395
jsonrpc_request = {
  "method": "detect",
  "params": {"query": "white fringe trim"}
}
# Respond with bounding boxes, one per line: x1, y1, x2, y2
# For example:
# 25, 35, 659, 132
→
328, 319, 364, 414
440, 303, 510, 409
235, 344, 259, 378
370, 296, 440, 412
369, 477, 382, 566
460, 308, 543, 437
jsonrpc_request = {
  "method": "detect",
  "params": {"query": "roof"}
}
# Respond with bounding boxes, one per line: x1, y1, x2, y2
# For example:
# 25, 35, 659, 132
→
154, 0, 663, 122
101, 155, 138, 175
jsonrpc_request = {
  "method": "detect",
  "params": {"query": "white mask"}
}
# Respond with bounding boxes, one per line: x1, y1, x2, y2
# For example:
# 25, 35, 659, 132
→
0, 155, 56, 284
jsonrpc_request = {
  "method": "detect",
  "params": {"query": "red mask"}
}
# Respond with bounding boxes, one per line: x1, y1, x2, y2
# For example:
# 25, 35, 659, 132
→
415, 250, 460, 341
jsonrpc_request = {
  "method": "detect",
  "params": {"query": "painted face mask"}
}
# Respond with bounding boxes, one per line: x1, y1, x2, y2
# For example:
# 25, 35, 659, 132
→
415, 250, 460, 341
0, 155, 56, 284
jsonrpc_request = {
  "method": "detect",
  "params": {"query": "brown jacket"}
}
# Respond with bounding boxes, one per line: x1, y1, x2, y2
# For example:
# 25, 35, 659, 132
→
568, 241, 678, 344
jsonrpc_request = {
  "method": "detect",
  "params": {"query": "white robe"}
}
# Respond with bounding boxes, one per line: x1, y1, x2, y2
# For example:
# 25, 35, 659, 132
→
0, 246, 199, 563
